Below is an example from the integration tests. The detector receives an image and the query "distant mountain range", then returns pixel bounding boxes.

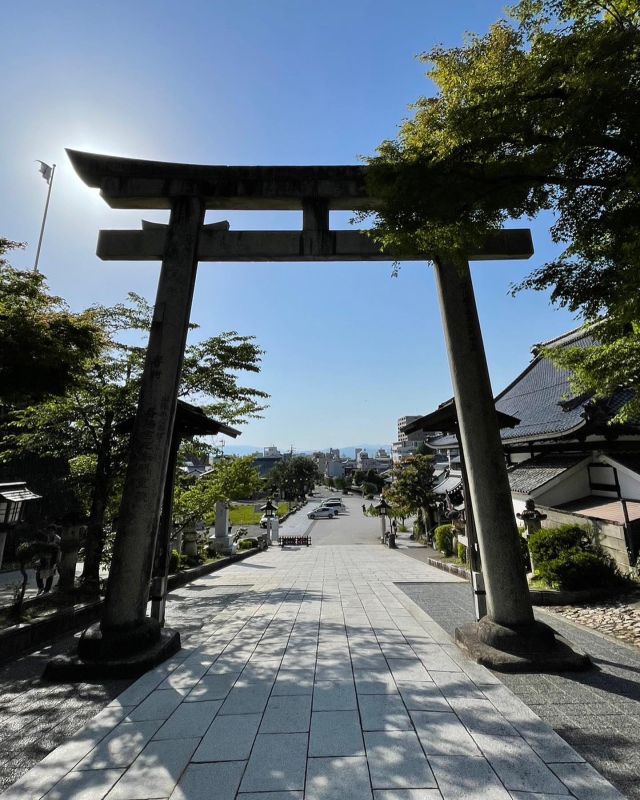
[223,443,392,458]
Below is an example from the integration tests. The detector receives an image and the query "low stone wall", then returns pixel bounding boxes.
[423,556,471,581]
[0,547,259,664]
[420,553,628,606]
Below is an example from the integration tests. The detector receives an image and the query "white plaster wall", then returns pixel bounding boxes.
[536,468,591,507]
[511,495,528,521]
[615,469,640,500]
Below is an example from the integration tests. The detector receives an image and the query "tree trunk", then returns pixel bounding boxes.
[81,412,113,594]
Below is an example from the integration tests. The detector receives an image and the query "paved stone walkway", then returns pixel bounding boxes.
[1,540,625,800]
[399,580,640,800]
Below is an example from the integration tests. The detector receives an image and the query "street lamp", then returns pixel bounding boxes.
[261,498,276,547]
[374,496,391,545]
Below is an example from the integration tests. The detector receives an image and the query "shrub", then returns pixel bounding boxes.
[538,551,623,591]
[528,524,624,590]
[238,538,258,551]
[519,534,532,572]
[457,542,467,563]
[434,524,454,556]
[528,525,589,565]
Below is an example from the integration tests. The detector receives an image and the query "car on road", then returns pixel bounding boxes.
[307,506,336,520]
[319,499,346,513]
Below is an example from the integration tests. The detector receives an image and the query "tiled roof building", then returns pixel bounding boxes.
[405,324,640,569]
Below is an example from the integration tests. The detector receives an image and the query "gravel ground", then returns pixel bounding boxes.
[546,590,640,648]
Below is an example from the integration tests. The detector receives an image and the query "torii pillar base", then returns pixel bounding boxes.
[44,619,181,681]
[455,619,590,673]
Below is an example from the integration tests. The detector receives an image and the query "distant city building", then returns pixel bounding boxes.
[252,447,284,477]
[312,451,328,475]
[327,460,345,479]
[397,416,421,445]
[392,415,431,464]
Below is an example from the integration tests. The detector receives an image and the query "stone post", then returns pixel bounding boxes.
[212,501,232,555]
[89,195,205,654]
[270,516,279,545]
[433,254,534,626]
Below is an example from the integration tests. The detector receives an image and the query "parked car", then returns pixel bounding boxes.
[319,499,346,513]
[307,506,336,520]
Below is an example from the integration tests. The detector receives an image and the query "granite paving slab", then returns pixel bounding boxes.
[365,730,436,789]
[42,768,125,800]
[169,760,245,800]
[305,756,372,800]
[309,709,365,756]
[239,732,308,793]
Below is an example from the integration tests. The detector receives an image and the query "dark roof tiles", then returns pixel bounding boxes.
[507,455,586,494]
[431,329,636,447]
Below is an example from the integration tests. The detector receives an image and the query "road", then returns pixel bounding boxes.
[283,489,384,546]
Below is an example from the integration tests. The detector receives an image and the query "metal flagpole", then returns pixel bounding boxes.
[34,162,56,273]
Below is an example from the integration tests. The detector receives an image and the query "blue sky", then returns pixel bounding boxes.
[2,1,577,451]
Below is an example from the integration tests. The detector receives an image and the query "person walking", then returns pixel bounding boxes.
[362,504,366,515]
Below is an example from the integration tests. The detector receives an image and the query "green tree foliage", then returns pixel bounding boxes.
[172,456,262,534]
[0,241,102,404]
[265,456,319,501]
[434,524,454,556]
[2,292,268,590]
[543,317,640,422]
[365,1,640,419]
[387,455,436,523]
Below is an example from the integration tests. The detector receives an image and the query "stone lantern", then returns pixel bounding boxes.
[516,498,547,573]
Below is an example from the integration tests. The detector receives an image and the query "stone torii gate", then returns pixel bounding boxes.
[49,150,587,677]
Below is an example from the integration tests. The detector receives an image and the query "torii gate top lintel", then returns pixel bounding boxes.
[67,148,371,211]
[67,149,533,263]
